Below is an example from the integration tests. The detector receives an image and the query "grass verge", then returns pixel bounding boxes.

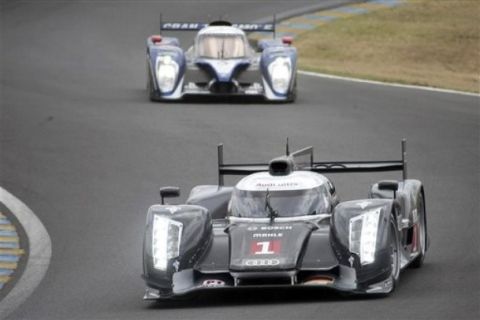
[295,0,479,93]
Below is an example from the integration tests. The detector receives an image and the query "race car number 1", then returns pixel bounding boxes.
[252,240,281,255]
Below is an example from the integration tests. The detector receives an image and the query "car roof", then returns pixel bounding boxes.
[235,171,329,192]
[197,26,246,36]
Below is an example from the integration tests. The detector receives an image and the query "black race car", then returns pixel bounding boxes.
[142,140,428,300]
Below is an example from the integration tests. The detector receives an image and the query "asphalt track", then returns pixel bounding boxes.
[1,1,479,319]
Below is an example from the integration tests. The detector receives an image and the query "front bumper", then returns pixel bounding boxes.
[152,79,291,101]
[143,265,394,300]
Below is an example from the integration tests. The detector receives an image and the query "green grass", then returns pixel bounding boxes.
[295,0,480,93]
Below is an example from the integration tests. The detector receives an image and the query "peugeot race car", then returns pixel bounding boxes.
[142,140,428,300]
[146,20,297,101]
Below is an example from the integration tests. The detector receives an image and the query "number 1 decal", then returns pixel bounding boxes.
[251,240,281,255]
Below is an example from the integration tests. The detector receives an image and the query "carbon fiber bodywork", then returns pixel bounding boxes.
[142,141,428,300]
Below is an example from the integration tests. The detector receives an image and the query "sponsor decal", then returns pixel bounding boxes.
[348,255,355,267]
[251,240,281,255]
[261,225,292,231]
[412,208,418,223]
[304,276,334,286]
[247,225,292,231]
[243,258,280,267]
[252,232,283,238]
[357,201,371,209]
[162,23,207,30]
[161,23,273,32]
[165,206,180,214]
[255,182,299,188]
[202,279,225,288]
[232,23,274,31]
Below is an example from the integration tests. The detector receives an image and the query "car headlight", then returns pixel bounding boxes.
[152,215,183,271]
[349,208,381,265]
[156,55,179,93]
[268,57,292,95]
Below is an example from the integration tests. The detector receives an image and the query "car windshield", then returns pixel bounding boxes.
[229,187,331,218]
[196,34,247,59]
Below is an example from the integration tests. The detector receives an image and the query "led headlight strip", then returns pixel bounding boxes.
[155,55,179,93]
[152,215,183,271]
[349,208,382,265]
[268,57,292,95]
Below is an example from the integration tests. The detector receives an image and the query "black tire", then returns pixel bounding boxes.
[147,71,157,101]
[388,215,401,293]
[286,76,297,103]
[367,215,400,297]
[146,59,159,102]
[410,190,427,268]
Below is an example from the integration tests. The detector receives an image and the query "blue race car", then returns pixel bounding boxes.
[146,20,297,102]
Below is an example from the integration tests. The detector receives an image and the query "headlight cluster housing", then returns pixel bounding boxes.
[349,208,382,265]
[152,215,183,271]
[268,57,292,95]
[155,55,179,93]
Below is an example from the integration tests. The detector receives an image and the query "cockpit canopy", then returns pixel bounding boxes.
[230,187,331,218]
[195,27,248,59]
[229,171,333,218]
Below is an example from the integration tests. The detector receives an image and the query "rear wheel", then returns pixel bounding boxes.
[410,191,427,268]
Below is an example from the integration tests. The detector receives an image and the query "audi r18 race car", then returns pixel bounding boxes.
[146,20,297,102]
[142,140,428,300]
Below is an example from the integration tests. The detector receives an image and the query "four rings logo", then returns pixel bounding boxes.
[243,258,280,266]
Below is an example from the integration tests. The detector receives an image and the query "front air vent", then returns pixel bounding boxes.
[269,156,294,176]
[210,82,238,93]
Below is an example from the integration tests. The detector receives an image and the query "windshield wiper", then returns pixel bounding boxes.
[264,189,278,223]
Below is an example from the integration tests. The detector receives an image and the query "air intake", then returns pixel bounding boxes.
[208,20,232,27]
[269,156,294,176]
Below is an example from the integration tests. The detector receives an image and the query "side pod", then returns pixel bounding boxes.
[369,179,423,225]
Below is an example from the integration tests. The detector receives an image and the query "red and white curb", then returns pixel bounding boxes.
[0,187,52,319]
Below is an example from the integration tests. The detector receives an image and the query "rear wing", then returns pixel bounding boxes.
[217,140,408,186]
[161,22,275,32]
[158,15,277,35]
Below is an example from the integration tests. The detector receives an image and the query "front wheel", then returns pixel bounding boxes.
[286,76,297,103]
[388,215,401,292]
[410,191,427,268]
[147,70,158,101]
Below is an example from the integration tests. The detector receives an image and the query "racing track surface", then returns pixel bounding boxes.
[1,1,479,319]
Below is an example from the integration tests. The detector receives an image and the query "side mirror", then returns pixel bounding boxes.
[282,36,293,46]
[159,186,180,204]
[151,35,162,44]
[378,180,399,198]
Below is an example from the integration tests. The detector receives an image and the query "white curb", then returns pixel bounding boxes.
[0,187,52,319]
[299,70,480,98]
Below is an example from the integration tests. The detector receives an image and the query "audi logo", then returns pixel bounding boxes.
[202,279,225,288]
[243,258,280,266]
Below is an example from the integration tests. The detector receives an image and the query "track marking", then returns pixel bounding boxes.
[299,70,480,97]
[0,187,52,319]
[0,262,18,269]
[0,210,24,294]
